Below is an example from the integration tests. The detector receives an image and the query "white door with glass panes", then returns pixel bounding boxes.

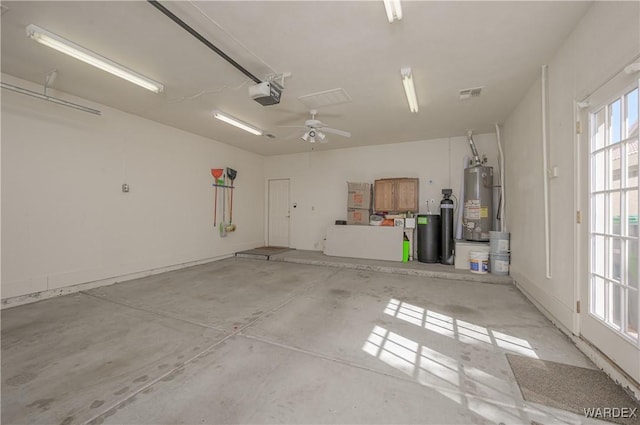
[579,69,639,383]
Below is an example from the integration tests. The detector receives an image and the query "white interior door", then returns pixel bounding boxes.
[268,179,290,247]
[579,69,639,383]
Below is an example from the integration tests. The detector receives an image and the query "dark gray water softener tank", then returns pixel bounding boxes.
[417,214,440,263]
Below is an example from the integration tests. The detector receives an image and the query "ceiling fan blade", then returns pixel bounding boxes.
[283,131,303,140]
[278,125,308,129]
[274,111,341,126]
[322,127,351,138]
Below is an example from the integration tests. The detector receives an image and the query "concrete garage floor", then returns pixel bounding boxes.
[2,258,606,424]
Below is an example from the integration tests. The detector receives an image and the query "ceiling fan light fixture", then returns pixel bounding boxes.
[308,129,319,143]
[213,110,263,136]
[401,67,418,113]
[383,0,403,23]
[26,24,164,93]
[301,131,310,142]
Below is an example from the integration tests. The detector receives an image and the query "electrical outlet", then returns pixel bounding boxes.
[122,183,130,193]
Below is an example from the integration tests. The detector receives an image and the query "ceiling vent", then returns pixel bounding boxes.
[298,88,352,109]
[459,87,483,100]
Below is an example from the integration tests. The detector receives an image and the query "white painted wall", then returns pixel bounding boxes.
[502,1,639,385]
[503,1,639,330]
[1,74,265,300]
[264,133,499,251]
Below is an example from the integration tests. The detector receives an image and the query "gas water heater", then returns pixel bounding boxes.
[463,132,493,241]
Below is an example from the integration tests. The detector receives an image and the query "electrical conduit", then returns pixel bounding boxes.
[495,123,506,233]
[541,65,552,279]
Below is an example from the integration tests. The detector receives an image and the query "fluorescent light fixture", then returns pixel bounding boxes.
[383,0,403,23]
[26,24,164,93]
[401,67,418,113]
[213,110,263,136]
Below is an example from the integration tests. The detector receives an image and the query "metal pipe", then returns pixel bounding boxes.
[147,0,262,84]
[1,82,101,115]
[495,123,506,233]
[466,130,481,165]
[541,65,551,279]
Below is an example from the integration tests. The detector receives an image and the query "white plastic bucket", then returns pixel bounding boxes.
[490,252,510,275]
[469,251,489,274]
[489,231,510,253]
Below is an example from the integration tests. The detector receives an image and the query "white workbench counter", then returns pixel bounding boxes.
[324,225,404,262]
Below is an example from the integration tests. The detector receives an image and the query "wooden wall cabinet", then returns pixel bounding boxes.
[374,178,419,212]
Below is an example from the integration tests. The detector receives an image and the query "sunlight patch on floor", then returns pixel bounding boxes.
[383,298,538,358]
[361,298,556,423]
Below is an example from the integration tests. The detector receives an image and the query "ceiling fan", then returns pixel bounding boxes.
[282,110,351,143]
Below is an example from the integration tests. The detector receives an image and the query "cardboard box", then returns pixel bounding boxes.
[347,182,372,209]
[347,208,372,225]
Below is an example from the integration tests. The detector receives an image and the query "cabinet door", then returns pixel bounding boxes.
[374,179,395,211]
[395,179,419,212]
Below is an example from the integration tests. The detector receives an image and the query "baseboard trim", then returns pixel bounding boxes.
[574,335,640,401]
[512,272,640,402]
[1,254,233,310]
[511,270,574,330]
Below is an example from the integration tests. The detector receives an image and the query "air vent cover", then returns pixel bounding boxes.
[459,87,483,100]
[298,88,352,109]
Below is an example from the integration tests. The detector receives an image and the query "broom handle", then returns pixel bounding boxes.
[214,186,218,226]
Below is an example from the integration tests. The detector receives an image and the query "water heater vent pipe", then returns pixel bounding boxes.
[467,130,481,166]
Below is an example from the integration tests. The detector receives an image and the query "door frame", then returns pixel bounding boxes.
[267,178,290,248]
[577,69,640,383]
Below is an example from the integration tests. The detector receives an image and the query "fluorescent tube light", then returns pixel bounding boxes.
[26,24,164,93]
[213,110,263,136]
[401,67,418,113]
[383,0,403,23]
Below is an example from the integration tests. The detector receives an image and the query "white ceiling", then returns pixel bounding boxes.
[1,1,591,156]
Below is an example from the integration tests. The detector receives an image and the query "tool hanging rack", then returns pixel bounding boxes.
[211,167,238,235]
[211,182,235,189]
